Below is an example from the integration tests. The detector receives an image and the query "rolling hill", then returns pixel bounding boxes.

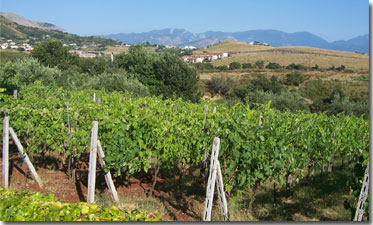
[198,41,369,72]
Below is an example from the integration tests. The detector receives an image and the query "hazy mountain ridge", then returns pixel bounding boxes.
[103,28,368,53]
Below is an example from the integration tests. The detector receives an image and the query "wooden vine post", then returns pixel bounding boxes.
[203,137,229,221]
[354,162,369,221]
[3,112,9,188]
[87,121,98,203]
[87,121,119,203]
[2,113,43,188]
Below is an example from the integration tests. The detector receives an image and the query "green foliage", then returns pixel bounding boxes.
[265,62,282,69]
[31,40,78,70]
[206,76,234,96]
[0,57,60,87]
[285,71,304,86]
[245,90,309,112]
[192,62,215,72]
[84,72,149,96]
[255,60,264,69]
[250,75,283,94]
[153,53,202,102]
[0,188,164,221]
[0,51,28,66]
[300,79,341,102]
[242,63,253,69]
[286,63,306,70]
[0,84,368,199]
[229,61,241,70]
[311,64,319,70]
[216,65,229,71]
[327,93,368,118]
[115,45,201,102]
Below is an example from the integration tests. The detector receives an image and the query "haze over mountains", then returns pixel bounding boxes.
[0,12,367,53]
[102,28,369,53]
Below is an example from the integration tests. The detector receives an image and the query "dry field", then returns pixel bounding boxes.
[196,41,369,72]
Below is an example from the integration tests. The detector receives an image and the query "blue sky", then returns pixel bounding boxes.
[1,0,368,42]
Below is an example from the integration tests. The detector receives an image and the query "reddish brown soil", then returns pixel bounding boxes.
[0,153,204,221]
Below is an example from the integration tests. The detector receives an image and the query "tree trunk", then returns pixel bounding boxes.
[320,162,324,178]
[328,154,334,175]
[286,173,293,197]
[273,182,277,207]
[149,165,160,197]
[248,180,260,214]
[341,156,344,169]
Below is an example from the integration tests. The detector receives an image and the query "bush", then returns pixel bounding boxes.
[242,63,253,69]
[286,63,306,70]
[229,61,241,70]
[250,75,283,94]
[0,57,60,87]
[206,76,234,96]
[285,71,304,86]
[84,72,149,97]
[192,62,214,71]
[255,60,264,69]
[300,79,342,101]
[216,65,229,71]
[245,90,309,112]
[336,65,346,71]
[327,93,368,118]
[265,62,282,69]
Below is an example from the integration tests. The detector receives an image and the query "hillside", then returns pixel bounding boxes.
[0,12,66,32]
[202,41,369,72]
[0,15,121,47]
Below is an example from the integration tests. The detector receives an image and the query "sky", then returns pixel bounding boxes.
[0,0,369,42]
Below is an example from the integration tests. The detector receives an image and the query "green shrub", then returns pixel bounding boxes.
[255,60,264,69]
[229,61,241,70]
[216,65,229,71]
[84,72,149,96]
[327,93,368,118]
[206,76,234,96]
[245,90,309,112]
[242,63,253,69]
[250,75,283,94]
[0,57,60,87]
[286,63,306,70]
[265,62,282,69]
[285,71,304,86]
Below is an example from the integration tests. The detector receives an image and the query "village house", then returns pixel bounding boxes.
[181,52,228,63]
[69,50,96,58]
[182,45,197,50]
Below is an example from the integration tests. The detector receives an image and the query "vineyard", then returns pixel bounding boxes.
[0,83,369,221]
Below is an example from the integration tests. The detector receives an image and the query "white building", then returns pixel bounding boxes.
[182,45,197,50]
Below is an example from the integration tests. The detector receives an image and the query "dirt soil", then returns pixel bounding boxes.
[0,153,202,221]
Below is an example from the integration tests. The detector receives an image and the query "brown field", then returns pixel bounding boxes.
[195,41,369,72]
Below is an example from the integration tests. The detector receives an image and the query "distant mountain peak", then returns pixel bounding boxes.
[0,11,66,32]
[103,28,368,53]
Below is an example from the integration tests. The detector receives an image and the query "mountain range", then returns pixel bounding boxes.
[102,28,369,53]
